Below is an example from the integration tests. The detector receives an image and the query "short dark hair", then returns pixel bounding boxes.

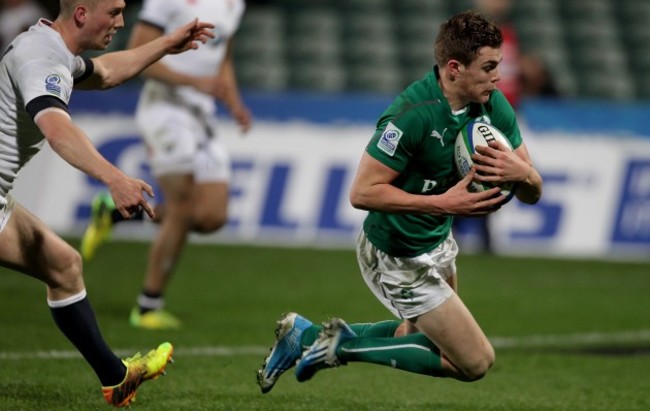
[435,11,503,66]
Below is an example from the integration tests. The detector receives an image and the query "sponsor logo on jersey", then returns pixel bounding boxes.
[45,74,62,97]
[430,128,447,147]
[421,179,438,193]
[377,122,403,156]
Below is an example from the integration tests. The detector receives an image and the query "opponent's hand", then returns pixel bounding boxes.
[108,176,156,220]
[231,104,252,133]
[167,18,215,54]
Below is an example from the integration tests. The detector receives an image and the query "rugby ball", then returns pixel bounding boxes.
[454,120,516,202]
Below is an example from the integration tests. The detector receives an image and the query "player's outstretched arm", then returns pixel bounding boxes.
[35,110,155,219]
[126,20,223,95]
[76,19,215,90]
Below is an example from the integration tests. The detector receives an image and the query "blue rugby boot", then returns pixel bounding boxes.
[295,317,357,382]
[257,312,313,393]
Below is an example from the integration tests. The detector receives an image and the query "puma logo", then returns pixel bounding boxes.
[430,128,447,147]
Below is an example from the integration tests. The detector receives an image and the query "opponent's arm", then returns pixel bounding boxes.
[215,38,251,132]
[35,109,155,219]
[76,19,214,90]
[126,21,213,89]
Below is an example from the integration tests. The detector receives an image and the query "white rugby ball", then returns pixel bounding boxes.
[454,120,516,202]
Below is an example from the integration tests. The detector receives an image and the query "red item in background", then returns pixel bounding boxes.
[496,24,522,108]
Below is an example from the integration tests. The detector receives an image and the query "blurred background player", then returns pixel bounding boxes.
[81,0,252,330]
[258,10,542,392]
[519,53,559,98]
[0,0,214,405]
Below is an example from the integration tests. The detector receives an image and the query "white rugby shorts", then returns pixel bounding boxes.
[136,103,230,183]
[356,229,458,320]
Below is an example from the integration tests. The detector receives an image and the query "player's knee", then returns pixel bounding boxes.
[461,359,493,382]
[459,346,495,382]
[193,211,227,233]
[48,248,83,292]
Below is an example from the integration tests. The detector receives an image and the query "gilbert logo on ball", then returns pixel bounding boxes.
[454,120,516,202]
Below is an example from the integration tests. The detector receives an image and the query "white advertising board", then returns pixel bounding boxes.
[11,115,650,258]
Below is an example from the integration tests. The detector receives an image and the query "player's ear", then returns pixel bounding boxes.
[447,60,462,78]
[74,6,88,26]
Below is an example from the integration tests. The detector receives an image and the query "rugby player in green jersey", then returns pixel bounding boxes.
[257,11,543,392]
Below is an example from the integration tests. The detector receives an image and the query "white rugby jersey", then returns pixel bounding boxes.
[137,0,245,116]
[0,19,92,196]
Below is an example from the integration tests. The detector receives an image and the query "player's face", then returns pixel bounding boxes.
[82,0,126,50]
[457,46,502,104]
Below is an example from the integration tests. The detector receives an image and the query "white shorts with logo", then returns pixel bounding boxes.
[136,103,230,183]
[356,229,458,320]
[0,194,16,234]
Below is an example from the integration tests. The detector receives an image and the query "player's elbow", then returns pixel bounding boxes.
[349,190,370,211]
[96,75,123,90]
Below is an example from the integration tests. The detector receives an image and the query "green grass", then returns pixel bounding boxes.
[1,240,648,410]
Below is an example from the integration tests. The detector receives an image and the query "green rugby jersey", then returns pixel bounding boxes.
[363,66,522,257]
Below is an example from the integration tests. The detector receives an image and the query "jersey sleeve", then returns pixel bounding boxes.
[489,90,523,149]
[72,56,94,85]
[13,58,72,113]
[138,0,177,30]
[366,108,428,172]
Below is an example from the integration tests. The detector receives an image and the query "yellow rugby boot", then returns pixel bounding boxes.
[129,307,182,330]
[102,342,174,407]
[81,192,115,261]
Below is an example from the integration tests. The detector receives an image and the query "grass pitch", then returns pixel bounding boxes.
[0,240,648,410]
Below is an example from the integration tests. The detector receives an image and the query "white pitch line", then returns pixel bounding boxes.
[1,330,649,361]
[489,329,650,348]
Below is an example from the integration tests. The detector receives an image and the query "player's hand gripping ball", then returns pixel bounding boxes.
[454,120,516,203]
